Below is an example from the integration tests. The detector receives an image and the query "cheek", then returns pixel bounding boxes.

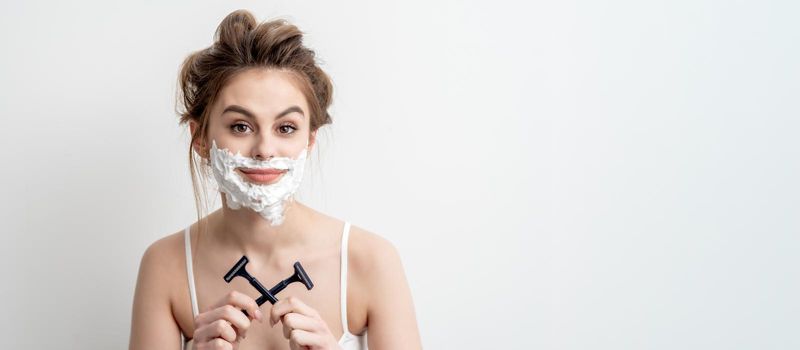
[204,127,238,152]
[203,123,221,142]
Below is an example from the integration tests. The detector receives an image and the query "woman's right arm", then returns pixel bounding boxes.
[129,241,182,350]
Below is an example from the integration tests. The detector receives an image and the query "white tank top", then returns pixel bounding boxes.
[180,221,368,349]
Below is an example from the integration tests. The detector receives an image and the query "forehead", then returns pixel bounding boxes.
[214,68,309,119]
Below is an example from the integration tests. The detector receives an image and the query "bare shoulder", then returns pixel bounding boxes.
[129,228,189,349]
[134,228,189,312]
[345,224,422,347]
[138,229,186,282]
[345,225,411,308]
[346,224,404,278]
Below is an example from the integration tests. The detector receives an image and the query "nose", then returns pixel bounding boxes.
[251,133,278,161]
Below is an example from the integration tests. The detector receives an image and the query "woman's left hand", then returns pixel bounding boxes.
[269,296,342,350]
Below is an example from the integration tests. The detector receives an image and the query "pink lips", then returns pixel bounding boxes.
[238,168,286,184]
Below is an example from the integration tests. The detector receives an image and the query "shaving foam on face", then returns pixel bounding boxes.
[209,139,308,226]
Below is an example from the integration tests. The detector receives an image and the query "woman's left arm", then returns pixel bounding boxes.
[362,235,423,349]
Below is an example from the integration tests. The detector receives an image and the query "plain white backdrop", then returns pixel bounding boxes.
[1,0,798,349]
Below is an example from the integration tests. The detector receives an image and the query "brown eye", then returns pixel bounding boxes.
[278,124,297,134]
[231,123,252,134]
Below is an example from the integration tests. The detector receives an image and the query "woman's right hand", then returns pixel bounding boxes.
[192,290,264,350]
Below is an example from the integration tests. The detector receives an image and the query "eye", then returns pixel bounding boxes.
[230,122,252,134]
[278,123,297,135]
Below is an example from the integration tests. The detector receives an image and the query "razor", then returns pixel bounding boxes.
[223,255,314,317]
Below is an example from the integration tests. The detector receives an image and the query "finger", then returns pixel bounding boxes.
[280,312,321,339]
[196,305,252,338]
[290,328,323,347]
[270,297,320,326]
[210,290,263,323]
[209,337,234,350]
[196,319,237,343]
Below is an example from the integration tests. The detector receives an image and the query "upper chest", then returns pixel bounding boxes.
[172,236,367,349]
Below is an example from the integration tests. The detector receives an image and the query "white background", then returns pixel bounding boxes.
[1,1,798,349]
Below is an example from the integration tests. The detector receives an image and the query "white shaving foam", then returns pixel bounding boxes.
[209,139,307,226]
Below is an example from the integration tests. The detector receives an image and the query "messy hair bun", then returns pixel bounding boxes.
[177,9,333,131]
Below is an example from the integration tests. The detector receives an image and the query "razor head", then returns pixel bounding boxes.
[223,256,314,310]
[293,261,314,290]
[224,256,250,283]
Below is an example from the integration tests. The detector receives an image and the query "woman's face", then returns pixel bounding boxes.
[192,68,315,181]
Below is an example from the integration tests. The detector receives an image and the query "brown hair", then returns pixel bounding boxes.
[175,9,334,230]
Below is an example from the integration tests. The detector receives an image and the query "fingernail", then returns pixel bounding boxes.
[256,309,263,322]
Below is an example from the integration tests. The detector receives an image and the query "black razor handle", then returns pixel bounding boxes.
[223,256,313,318]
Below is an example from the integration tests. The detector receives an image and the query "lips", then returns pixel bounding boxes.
[238,168,286,184]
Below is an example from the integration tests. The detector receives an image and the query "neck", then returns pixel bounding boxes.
[210,195,314,256]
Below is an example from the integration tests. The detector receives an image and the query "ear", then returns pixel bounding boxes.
[307,129,317,153]
[188,120,208,158]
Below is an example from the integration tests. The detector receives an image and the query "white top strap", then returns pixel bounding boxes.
[184,226,199,318]
[340,221,352,335]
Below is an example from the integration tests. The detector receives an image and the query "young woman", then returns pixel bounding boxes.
[129,10,421,350]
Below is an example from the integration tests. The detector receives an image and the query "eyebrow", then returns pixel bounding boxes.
[222,105,304,121]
